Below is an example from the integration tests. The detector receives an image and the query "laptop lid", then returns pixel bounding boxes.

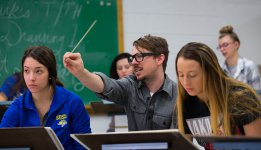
[71,129,198,150]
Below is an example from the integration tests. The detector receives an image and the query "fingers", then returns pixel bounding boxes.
[63,52,71,60]
[63,52,72,67]
[63,52,81,67]
[64,52,81,60]
[63,52,70,66]
[217,126,224,136]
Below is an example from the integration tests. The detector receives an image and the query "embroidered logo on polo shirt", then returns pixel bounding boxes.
[56,114,67,127]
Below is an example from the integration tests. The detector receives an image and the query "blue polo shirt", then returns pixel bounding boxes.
[0,73,26,100]
[0,85,91,150]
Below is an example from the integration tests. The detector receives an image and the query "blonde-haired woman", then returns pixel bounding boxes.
[218,25,261,90]
[174,42,261,149]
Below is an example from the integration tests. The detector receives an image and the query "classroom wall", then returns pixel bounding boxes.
[92,0,261,133]
[122,0,261,81]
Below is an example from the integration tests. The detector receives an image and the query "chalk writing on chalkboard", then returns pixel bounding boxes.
[0,0,123,104]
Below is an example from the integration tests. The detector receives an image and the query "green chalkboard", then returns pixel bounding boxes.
[0,0,123,104]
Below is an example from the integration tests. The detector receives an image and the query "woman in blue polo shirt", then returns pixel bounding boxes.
[0,46,91,150]
[0,72,26,101]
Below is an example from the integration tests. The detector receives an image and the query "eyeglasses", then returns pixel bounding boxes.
[128,52,160,64]
[216,42,233,50]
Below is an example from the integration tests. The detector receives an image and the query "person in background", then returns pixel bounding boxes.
[174,42,261,149]
[0,72,26,101]
[63,34,177,131]
[218,25,261,90]
[106,52,134,132]
[0,46,91,150]
[109,52,133,79]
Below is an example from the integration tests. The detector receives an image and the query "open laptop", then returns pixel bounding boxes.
[71,129,198,150]
[0,127,64,150]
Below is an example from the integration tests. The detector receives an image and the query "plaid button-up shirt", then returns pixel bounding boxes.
[223,56,261,90]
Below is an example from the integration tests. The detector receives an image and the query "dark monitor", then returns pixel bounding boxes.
[90,101,125,115]
[194,136,261,150]
[0,127,64,150]
[71,129,198,150]
[0,101,13,123]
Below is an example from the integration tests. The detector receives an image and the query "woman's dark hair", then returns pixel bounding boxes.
[109,53,132,79]
[21,46,64,89]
